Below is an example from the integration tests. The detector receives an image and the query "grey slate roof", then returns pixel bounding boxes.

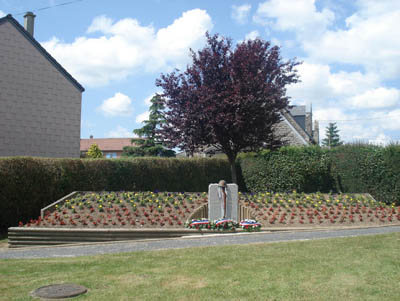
[281,108,314,143]
[288,105,306,116]
[0,14,85,92]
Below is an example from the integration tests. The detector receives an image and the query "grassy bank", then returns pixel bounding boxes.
[1,233,399,300]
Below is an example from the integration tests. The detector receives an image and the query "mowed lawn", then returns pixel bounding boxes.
[1,233,400,300]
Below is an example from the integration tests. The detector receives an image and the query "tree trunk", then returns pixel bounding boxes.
[228,156,237,184]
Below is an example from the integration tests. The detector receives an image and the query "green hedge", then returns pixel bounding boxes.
[2,144,399,231]
[239,144,400,205]
[0,157,231,231]
[239,146,334,193]
[329,144,400,205]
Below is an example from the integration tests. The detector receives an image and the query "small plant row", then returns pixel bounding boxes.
[58,191,208,212]
[21,205,189,228]
[240,191,389,209]
[253,204,400,225]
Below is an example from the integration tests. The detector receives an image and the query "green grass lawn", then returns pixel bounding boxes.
[1,233,400,300]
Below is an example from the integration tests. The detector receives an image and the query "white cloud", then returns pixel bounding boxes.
[0,10,5,17]
[287,62,380,106]
[304,8,400,79]
[370,109,400,131]
[314,106,400,144]
[41,9,213,87]
[253,0,334,38]
[136,111,150,124]
[253,1,400,144]
[315,108,373,142]
[244,30,260,41]
[232,4,252,24]
[254,1,400,81]
[349,87,400,109]
[106,125,136,138]
[368,133,392,145]
[98,92,134,117]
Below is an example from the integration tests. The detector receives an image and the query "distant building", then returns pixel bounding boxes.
[80,137,137,158]
[276,105,319,146]
[177,105,319,157]
[0,13,84,158]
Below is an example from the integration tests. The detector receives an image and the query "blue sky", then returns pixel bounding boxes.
[1,0,399,144]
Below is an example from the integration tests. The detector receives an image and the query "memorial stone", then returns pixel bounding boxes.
[208,183,238,221]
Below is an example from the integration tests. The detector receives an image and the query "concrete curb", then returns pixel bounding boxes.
[7,222,400,248]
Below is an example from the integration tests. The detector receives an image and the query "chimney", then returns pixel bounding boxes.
[24,12,36,36]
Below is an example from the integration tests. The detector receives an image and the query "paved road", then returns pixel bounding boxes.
[1,225,400,259]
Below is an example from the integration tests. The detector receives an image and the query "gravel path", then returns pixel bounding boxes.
[1,225,400,259]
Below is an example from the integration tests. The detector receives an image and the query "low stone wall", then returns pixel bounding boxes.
[7,227,238,248]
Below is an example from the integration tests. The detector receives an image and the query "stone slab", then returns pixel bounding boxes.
[208,183,238,221]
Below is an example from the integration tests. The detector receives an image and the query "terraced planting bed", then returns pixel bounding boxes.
[9,191,400,247]
[15,191,400,229]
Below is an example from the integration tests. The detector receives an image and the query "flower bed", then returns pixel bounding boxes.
[17,191,400,229]
[20,191,208,229]
[240,191,400,228]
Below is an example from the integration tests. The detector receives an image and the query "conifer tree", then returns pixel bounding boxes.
[322,122,343,148]
[122,94,175,157]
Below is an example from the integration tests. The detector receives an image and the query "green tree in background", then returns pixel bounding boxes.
[322,122,343,148]
[122,94,175,157]
[86,143,103,158]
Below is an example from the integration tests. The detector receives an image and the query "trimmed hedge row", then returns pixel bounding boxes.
[0,157,231,231]
[2,144,399,231]
[329,144,400,205]
[239,146,333,193]
[239,144,400,205]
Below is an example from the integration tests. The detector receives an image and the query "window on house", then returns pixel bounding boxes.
[105,152,117,159]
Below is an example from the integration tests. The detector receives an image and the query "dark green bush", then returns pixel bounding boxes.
[330,143,400,204]
[240,146,334,193]
[240,144,400,205]
[0,157,231,231]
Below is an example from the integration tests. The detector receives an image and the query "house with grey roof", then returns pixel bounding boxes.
[276,105,319,146]
[0,13,84,158]
[177,105,319,157]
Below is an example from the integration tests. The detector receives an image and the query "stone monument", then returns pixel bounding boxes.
[208,181,238,221]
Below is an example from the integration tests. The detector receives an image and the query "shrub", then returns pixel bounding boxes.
[330,143,400,204]
[86,143,103,158]
[240,144,400,205]
[240,146,334,193]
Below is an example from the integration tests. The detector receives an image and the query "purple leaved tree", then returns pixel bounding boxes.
[156,33,300,183]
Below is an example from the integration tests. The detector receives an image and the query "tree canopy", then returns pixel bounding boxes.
[156,33,300,183]
[122,94,175,158]
[322,122,343,148]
